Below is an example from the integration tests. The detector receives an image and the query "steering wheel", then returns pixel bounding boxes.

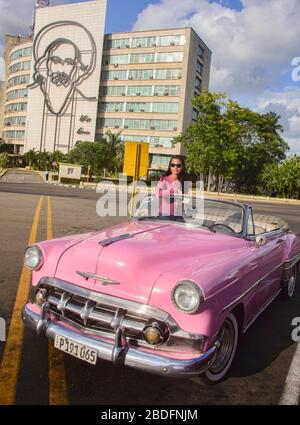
[209,223,236,233]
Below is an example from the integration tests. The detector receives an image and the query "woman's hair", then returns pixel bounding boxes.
[164,155,186,190]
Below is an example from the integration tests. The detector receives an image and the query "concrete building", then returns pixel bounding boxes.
[0,0,211,169]
[98,28,211,169]
[0,35,31,153]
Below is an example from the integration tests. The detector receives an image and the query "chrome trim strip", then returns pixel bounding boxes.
[22,304,217,377]
[283,254,300,271]
[222,263,283,312]
[76,271,120,285]
[99,233,133,247]
[242,289,281,333]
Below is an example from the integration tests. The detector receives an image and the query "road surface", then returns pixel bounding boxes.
[0,170,299,405]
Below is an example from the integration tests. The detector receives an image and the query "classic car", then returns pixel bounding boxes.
[22,197,300,383]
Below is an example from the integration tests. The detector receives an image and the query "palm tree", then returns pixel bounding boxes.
[104,130,124,175]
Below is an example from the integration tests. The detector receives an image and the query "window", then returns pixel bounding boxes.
[3,130,25,139]
[128,69,154,80]
[100,86,126,96]
[122,134,148,142]
[99,102,124,112]
[5,102,27,113]
[124,119,148,130]
[105,38,130,49]
[104,55,128,65]
[126,102,151,113]
[101,70,127,80]
[152,103,179,113]
[4,116,26,126]
[196,62,203,75]
[131,37,157,48]
[153,85,180,96]
[247,209,255,236]
[151,154,172,166]
[150,136,174,148]
[7,88,28,100]
[156,52,184,63]
[192,109,198,122]
[67,168,75,175]
[8,74,30,87]
[122,119,176,131]
[127,86,153,96]
[130,53,155,64]
[9,60,31,74]
[97,118,123,128]
[157,35,185,46]
[10,47,32,61]
[5,102,27,112]
[151,120,177,130]
[198,45,205,58]
[155,69,182,80]
[195,77,202,91]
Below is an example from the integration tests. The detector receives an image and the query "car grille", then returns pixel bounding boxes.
[41,285,155,344]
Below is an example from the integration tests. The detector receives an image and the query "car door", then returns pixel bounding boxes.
[255,233,286,305]
[245,210,286,320]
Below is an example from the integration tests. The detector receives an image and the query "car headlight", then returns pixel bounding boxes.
[172,280,204,314]
[24,245,44,270]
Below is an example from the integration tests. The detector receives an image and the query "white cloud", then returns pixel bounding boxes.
[133,0,300,152]
[0,0,73,80]
[257,90,300,155]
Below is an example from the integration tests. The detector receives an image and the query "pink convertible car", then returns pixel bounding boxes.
[22,198,300,383]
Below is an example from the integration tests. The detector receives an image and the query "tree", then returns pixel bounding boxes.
[103,130,124,175]
[0,152,10,168]
[23,149,38,169]
[260,156,300,199]
[66,141,110,177]
[0,142,14,154]
[175,91,289,193]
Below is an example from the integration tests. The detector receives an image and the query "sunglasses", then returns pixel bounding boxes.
[170,163,182,168]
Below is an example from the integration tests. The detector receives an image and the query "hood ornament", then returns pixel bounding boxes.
[76,271,120,285]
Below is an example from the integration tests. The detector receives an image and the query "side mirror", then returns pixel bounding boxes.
[256,235,267,247]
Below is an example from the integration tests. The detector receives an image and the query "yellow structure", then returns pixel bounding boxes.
[123,141,149,178]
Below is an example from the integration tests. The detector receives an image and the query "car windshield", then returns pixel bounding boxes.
[134,196,244,234]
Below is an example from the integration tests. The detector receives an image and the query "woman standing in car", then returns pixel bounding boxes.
[155,155,186,218]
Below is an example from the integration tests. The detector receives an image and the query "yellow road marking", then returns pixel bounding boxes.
[0,196,44,405]
[47,197,69,405]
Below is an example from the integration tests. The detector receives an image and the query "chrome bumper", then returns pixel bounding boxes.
[22,304,217,377]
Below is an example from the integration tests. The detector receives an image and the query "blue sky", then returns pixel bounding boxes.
[69,0,244,33]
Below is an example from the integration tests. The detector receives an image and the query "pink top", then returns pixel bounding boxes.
[155,175,183,216]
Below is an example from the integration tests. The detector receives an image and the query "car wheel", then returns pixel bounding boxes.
[202,313,238,384]
[281,265,297,299]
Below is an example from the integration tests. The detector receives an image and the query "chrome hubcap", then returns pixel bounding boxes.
[210,320,235,374]
[288,274,296,297]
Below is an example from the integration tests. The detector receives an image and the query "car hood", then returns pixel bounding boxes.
[54,220,247,304]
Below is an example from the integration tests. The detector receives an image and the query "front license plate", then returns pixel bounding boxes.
[54,334,97,365]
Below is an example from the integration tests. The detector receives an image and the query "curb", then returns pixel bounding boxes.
[0,169,8,180]
[49,182,93,189]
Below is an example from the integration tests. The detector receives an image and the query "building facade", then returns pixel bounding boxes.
[0,35,32,153]
[0,0,211,169]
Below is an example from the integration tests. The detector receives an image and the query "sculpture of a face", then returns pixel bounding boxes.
[47,41,77,88]
[30,21,96,116]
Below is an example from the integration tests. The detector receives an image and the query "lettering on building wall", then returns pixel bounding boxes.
[77,127,91,135]
[80,115,92,122]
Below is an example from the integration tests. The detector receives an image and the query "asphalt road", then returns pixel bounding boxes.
[0,169,299,405]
